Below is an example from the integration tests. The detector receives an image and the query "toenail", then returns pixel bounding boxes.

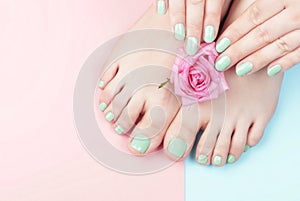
[114,125,124,135]
[167,138,187,158]
[227,154,235,164]
[99,102,107,111]
[198,155,208,165]
[98,80,105,88]
[213,156,222,165]
[130,134,150,154]
[244,145,251,152]
[105,112,115,122]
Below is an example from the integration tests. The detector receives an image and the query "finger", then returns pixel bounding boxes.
[185,0,205,56]
[169,0,186,40]
[236,30,300,75]
[267,46,300,76]
[203,0,225,43]
[215,10,299,75]
[156,0,169,15]
[216,0,285,53]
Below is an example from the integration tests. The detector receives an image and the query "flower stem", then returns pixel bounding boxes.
[158,78,170,89]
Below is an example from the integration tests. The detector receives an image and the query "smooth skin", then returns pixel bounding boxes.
[156,0,231,55]
[215,0,300,76]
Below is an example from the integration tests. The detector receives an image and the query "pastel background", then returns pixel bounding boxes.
[1,0,299,201]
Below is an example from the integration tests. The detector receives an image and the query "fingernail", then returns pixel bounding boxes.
[215,55,231,71]
[213,156,222,165]
[174,23,185,41]
[204,25,215,43]
[130,134,150,154]
[185,36,199,56]
[268,64,282,76]
[98,80,105,88]
[99,102,107,112]
[167,138,187,158]
[244,145,251,152]
[236,62,253,76]
[216,37,231,53]
[198,154,208,165]
[105,112,115,122]
[114,125,124,135]
[227,154,235,164]
[157,0,166,15]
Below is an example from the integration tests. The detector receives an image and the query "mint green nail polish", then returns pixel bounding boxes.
[268,64,282,76]
[167,138,187,158]
[213,156,222,165]
[99,102,107,112]
[114,125,124,135]
[185,37,199,56]
[215,55,231,71]
[244,145,251,152]
[227,154,235,164]
[216,37,231,53]
[157,0,166,15]
[236,62,253,76]
[98,80,105,88]
[130,134,150,154]
[198,155,208,165]
[105,112,114,122]
[204,25,215,43]
[174,23,185,41]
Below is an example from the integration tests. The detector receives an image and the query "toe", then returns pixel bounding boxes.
[98,62,119,89]
[247,118,268,147]
[227,120,251,164]
[164,104,202,161]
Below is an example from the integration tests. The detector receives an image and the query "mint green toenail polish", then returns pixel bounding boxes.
[215,56,231,71]
[227,154,235,164]
[174,23,185,41]
[213,156,222,165]
[268,64,282,77]
[216,37,231,53]
[185,37,199,56]
[157,0,166,15]
[198,155,208,165]
[204,25,215,43]
[236,62,253,76]
[105,112,114,122]
[244,145,251,152]
[167,138,187,158]
[114,125,124,135]
[98,80,105,88]
[130,134,150,154]
[99,102,107,112]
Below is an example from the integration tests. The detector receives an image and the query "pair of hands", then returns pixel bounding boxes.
[157,0,300,77]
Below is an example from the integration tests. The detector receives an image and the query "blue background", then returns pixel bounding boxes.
[185,64,300,201]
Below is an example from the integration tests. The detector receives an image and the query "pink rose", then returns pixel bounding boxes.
[170,42,229,106]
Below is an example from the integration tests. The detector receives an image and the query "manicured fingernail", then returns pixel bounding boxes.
[105,112,115,122]
[98,80,105,88]
[198,155,208,165]
[227,154,235,164]
[236,62,253,76]
[167,138,187,158]
[174,23,185,41]
[99,102,107,112]
[185,37,199,56]
[244,145,251,152]
[215,55,231,71]
[114,125,124,135]
[213,156,222,165]
[204,25,215,43]
[157,0,166,15]
[216,37,231,53]
[130,134,150,154]
[268,64,282,76]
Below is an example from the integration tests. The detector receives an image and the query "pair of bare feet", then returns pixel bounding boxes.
[97,0,283,166]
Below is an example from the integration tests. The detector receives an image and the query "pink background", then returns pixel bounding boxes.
[0,0,184,200]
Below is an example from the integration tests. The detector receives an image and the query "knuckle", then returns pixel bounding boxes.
[187,22,201,35]
[189,0,204,6]
[249,4,262,25]
[275,38,291,54]
[256,26,272,44]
